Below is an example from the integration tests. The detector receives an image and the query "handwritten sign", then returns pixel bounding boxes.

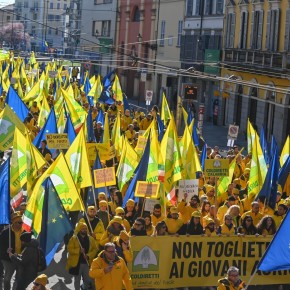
[178,179,199,202]
[135,181,159,199]
[46,133,70,149]
[93,167,116,188]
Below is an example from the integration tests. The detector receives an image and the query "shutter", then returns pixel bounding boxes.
[266,11,271,50]
[285,9,290,51]
[250,11,255,49]
[225,13,230,47]
[257,10,263,50]
[230,14,236,48]
[239,12,243,48]
[196,0,200,16]
[274,9,280,51]
[243,12,248,49]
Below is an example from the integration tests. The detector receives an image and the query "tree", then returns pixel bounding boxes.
[0,22,31,50]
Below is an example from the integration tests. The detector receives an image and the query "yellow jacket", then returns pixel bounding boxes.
[151,214,164,227]
[66,230,98,270]
[78,217,105,249]
[241,211,263,226]
[164,218,184,234]
[177,201,200,224]
[217,277,246,290]
[89,251,133,290]
[139,118,152,130]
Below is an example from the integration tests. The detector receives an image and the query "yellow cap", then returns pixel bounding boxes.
[126,199,135,207]
[99,200,108,207]
[34,274,48,286]
[191,211,201,218]
[206,185,214,194]
[170,207,178,214]
[115,207,125,214]
[204,217,215,226]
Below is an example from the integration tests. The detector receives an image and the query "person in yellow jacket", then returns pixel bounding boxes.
[139,113,152,130]
[164,207,185,235]
[89,242,133,290]
[241,201,263,226]
[121,109,132,132]
[150,204,164,226]
[78,206,105,249]
[217,266,246,290]
[115,207,131,232]
[177,194,200,224]
[217,214,237,236]
[66,222,98,290]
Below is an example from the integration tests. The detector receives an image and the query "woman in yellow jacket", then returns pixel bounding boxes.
[217,214,237,236]
[89,242,133,290]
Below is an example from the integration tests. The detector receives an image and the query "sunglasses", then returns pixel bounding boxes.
[246,219,253,222]
[33,282,41,286]
[135,223,142,226]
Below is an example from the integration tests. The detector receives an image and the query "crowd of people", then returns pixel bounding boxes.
[0,60,289,290]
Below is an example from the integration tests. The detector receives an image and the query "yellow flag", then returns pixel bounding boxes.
[111,111,122,156]
[160,115,183,192]
[182,107,188,126]
[57,106,66,134]
[22,80,41,103]
[112,75,123,102]
[0,105,26,151]
[65,125,93,190]
[161,93,171,123]
[38,96,50,128]
[103,112,110,144]
[280,135,289,167]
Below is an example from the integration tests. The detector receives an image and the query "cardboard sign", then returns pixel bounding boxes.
[86,143,114,161]
[46,133,70,149]
[135,181,159,199]
[144,198,160,212]
[93,167,116,188]
[178,179,199,202]
[48,70,58,78]
[204,159,229,177]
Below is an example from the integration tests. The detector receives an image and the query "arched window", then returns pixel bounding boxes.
[132,6,140,22]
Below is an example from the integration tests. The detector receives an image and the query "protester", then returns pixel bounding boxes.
[153,221,168,236]
[129,217,147,236]
[237,215,258,235]
[150,204,164,226]
[114,231,133,264]
[115,207,131,232]
[164,207,185,235]
[30,274,50,290]
[256,216,277,236]
[66,222,97,290]
[89,242,133,290]
[217,266,246,290]
[9,232,39,290]
[100,216,125,246]
[0,212,25,290]
[97,200,112,229]
[217,214,237,236]
[143,214,155,236]
[186,211,204,235]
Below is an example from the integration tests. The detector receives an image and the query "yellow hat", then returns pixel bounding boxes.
[99,200,108,207]
[34,274,48,286]
[244,168,250,174]
[109,216,123,225]
[233,178,240,185]
[115,207,125,214]
[140,112,145,117]
[119,230,130,242]
[126,199,135,207]
[206,185,214,194]
[191,211,201,218]
[98,192,106,198]
[87,206,96,211]
[170,207,178,214]
[204,217,215,226]
[232,188,239,195]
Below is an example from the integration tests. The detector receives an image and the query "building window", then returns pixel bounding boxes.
[24,2,28,8]
[6,16,10,21]
[168,36,173,46]
[216,0,224,15]
[205,0,213,16]
[177,20,183,46]
[195,0,201,16]
[160,20,166,46]
[93,20,111,37]
[55,28,58,35]
[225,13,235,48]
[48,14,54,21]
[57,3,60,9]
[285,9,290,51]
[132,6,140,22]
[240,11,248,49]
[94,0,113,3]
[64,4,67,9]
[186,0,193,16]
[266,9,280,52]
[251,10,263,50]
[48,28,52,35]
[50,3,53,9]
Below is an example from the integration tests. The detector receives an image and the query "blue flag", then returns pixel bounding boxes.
[255,146,280,210]
[102,69,115,90]
[156,114,165,142]
[0,158,10,225]
[99,89,115,105]
[39,178,73,265]
[64,113,76,145]
[6,87,29,122]
[86,109,96,143]
[270,135,278,160]
[278,156,290,190]
[260,126,270,165]
[257,210,290,271]
[96,108,104,125]
[33,107,58,149]
[122,136,150,207]
[123,94,130,111]
[192,123,199,146]
[187,110,194,126]
[200,144,207,171]
[84,77,94,106]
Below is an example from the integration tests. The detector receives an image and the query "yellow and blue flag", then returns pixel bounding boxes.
[0,158,10,225]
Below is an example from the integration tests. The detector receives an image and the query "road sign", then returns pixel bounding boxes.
[228,124,239,140]
[145,90,153,101]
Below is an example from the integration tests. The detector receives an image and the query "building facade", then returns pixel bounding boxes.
[14,0,69,52]
[180,0,225,122]
[221,0,290,149]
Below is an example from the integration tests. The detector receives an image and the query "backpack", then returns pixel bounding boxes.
[38,247,47,272]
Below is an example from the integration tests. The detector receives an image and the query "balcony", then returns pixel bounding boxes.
[223,49,289,74]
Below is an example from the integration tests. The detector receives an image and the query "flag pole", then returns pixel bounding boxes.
[76,235,90,266]
[83,210,94,235]
[244,267,258,290]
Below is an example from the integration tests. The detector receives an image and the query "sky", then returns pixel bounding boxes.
[0,0,14,8]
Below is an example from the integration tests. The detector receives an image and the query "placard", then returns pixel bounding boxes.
[93,167,116,188]
[204,159,229,177]
[178,179,199,202]
[144,199,160,212]
[135,181,159,199]
[46,133,70,149]
[48,70,58,78]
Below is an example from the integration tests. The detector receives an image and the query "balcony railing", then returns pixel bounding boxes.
[224,49,289,73]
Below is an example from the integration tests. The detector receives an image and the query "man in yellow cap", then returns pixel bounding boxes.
[30,274,49,290]
[164,207,184,235]
[115,207,130,232]
[97,200,111,229]
[205,184,215,205]
[66,222,98,290]
[100,216,125,246]
[0,212,25,290]
[139,113,152,130]
[78,206,105,249]
[124,199,136,227]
